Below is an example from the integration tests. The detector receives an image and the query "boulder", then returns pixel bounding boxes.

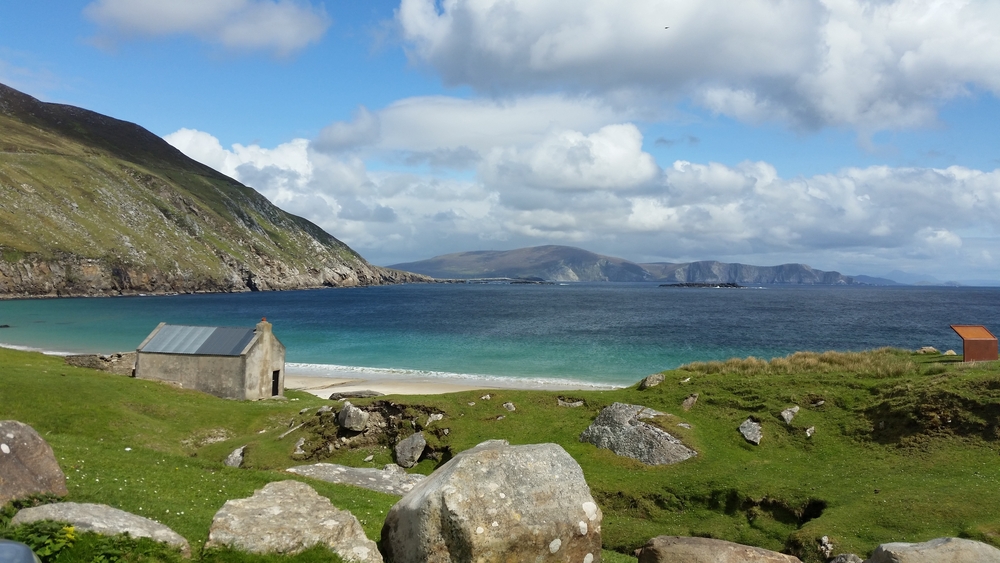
[635,536,802,563]
[338,402,370,432]
[917,346,939,354]
[580,402,696,465]
[739,418,763,445]
[11,502,190,557]
[831,555,863,563]
[0,420,68,505]
[206,480,381,563]
[286,463,426,495]
[502,402,516,412]
[781,406,800,425]
[224,446,246,468]
[944,349,957,356]
[382,440,602,563]
[394,432,426,468]
[864,537,1000,563]
[682,393,699,411]
[639,373,664,389]
[557,397,585,408]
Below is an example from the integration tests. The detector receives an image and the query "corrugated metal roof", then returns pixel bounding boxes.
[139,325,256,356]
[951,325,997,340]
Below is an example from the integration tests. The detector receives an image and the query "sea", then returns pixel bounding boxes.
[1,283,998,389]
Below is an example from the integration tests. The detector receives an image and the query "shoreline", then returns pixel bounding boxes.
[283,363,623,398]
[0,342,626,397]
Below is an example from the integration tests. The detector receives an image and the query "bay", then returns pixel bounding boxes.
[0,283,998,388]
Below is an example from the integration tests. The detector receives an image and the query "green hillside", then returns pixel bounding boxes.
[0,83,423,297]
[3,347,1000,562]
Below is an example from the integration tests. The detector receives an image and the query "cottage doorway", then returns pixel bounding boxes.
[271,370,280,396]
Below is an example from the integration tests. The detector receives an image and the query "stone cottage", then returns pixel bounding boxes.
[134,318,285,400]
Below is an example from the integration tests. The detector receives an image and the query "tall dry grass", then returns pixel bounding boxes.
[679,347,918,378]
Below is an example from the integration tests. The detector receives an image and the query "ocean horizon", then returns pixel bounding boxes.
[1,283,998,389]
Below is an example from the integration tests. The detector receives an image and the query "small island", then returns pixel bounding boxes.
[659,282,742,288]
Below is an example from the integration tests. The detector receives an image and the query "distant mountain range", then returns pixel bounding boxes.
[391,245,902,285]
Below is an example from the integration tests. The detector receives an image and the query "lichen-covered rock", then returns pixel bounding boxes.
[580,402,696,465]
[206,480,381,563]
[11,502,190,557]
[831,554,863,563]
[739,418,763,445]
[865,537,1000,563]
[338,402,370,432]
[224,446,246,468]
[0,421,68,505]
[781,406,800,425]
[639,373,664,389]
[382,440,602,563]
[682,393,699,411]
[286,463,425,495]
[636,536,802,563]
[394,432,426,468]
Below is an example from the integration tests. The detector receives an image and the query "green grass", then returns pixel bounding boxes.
[3,346,1000,562]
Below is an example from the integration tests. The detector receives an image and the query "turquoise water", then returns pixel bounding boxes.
[1,283,998,387]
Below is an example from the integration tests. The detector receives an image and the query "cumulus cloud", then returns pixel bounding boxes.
[480,124,660,191]
[84,0,330,55]
[397,0,1000,131]
[165,125,1000,278]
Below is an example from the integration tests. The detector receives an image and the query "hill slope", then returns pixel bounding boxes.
[0,83,425,297]
[393,245,855,284]
[390,245,653,282]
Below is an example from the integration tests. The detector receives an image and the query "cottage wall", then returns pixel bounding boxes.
[134,353,245,399]
[243,320,286,399]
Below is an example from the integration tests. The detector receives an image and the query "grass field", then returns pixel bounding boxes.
[3,346,1000,562]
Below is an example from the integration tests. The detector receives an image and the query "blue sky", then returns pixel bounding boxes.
[3,1,1000,282]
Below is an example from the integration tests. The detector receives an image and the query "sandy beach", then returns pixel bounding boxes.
[283,363,621,399]
[284,374,487,398]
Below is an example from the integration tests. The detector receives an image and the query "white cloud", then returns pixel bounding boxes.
[165,126,1000,279]
[480,124,660,191]
[397,0,1000,131]
[84,0,330,55]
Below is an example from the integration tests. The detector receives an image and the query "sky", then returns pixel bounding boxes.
[3,1,1000,282]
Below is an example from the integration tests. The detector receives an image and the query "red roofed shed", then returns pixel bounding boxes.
[950,325,998,362]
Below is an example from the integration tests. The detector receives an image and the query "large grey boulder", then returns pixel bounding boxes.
[206,480,381,563]
[11,502,190,557]
[0,421,68,505]
[636,536,802,563]
[394,432,426,468]
[382,440,602,563]
[580,402,696,465]
[864,537,1000,563]
[338,402,370,432]
[286,463,425,495]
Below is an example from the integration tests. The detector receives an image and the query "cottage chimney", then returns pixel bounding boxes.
[256,318,272,334]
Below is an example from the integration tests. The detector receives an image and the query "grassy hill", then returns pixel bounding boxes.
[390,245,653,282]
[3,347,1000,561]
[0,83,424,297]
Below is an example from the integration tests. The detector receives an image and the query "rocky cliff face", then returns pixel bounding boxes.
[0,83,426,297]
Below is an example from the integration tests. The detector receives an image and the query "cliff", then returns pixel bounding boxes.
[0,83,426,297]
